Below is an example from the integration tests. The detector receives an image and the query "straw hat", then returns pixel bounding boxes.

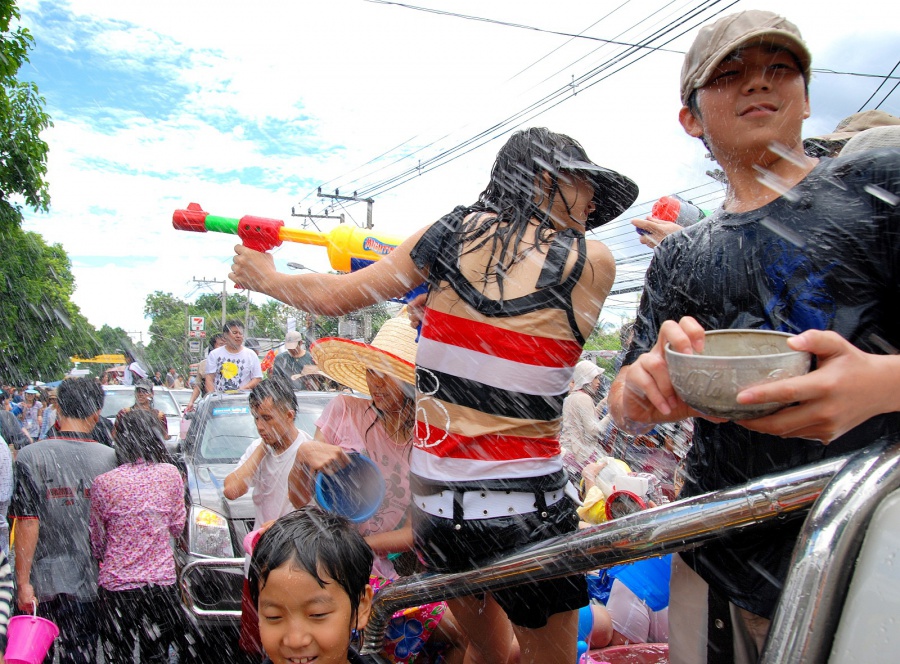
[310,317,417,395]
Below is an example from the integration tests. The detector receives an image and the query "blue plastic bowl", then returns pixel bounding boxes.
[315,453,386,523]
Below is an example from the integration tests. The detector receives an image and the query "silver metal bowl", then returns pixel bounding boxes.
[665,329,812,420]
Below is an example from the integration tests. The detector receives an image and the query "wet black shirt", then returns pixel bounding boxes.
[624,149,900,617]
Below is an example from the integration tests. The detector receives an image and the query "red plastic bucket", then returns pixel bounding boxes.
[5,610,60,664]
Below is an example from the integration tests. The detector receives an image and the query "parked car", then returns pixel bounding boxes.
[169,388,194,413]
[101,385,182,451]
[175,390,339,661]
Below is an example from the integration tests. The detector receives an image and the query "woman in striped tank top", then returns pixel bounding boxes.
[230,127,638,664]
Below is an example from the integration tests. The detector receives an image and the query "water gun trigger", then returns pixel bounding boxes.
[237,215,285,253]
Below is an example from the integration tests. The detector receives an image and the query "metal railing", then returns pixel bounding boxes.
[762,439,900,663]
[362,452,853,655]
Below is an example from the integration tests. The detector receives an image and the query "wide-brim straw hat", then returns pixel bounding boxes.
[310,316,417,395]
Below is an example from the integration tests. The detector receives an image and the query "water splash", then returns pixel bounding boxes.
[863,184,900,207]
[754,165,801,202]
[759,216,806,249]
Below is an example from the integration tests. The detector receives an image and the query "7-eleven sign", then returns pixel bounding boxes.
[190,316,205,332]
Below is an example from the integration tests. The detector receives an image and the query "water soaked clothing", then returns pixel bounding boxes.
[0,548,11,651]
[10,431,118,601]
[409,207,589,627]
[239,431,312,530]
[89,460,186,590]
[10,431,117,663]
[0,410,29,451]
[316,394,411,580]
[625,149,900,618]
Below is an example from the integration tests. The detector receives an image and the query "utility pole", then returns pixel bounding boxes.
[290,208,345,226]
[316,187,375,229]
[192,276,227,330]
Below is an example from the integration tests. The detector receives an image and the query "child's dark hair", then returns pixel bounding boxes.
[249,506,374,622]
[113,409,172,465]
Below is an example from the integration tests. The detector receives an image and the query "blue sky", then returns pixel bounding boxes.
[15,0,900,342]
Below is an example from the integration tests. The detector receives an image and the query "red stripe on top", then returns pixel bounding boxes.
[422,308,583,367]
[415,422,560,461]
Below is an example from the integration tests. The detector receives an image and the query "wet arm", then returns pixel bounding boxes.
[14,518,38,611]
[288,430,350,508]
[223,443,266,500]
[229,226,431,315]
[365,522,414,556]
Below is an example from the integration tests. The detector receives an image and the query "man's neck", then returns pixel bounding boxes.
[719,148,819,214]
[55,415,97,435]
[271,426,301,454]
[225,343,242,353]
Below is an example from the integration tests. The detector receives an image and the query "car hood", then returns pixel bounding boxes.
[188,462,256,520]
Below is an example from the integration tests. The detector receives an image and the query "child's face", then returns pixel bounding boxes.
[258,561,373,664]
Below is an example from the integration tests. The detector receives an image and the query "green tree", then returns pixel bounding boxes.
[144,291,189,376]
[0,0,51,233]
[0,230,98,382]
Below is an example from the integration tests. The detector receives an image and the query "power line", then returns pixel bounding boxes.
[302,0,726,208]
[857,59,900,112]
[351,1,735,199]
[363,0,684,53]
[874,78,900,111]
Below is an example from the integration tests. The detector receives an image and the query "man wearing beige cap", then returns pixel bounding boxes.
[609,10,900,663]
[271,329,315,389]
[804,109,900,157]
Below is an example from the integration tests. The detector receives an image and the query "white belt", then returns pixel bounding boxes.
[413,488,566,521]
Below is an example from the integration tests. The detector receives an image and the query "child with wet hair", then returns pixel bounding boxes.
[248,506,377,664]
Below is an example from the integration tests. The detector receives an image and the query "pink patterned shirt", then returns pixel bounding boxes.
[89,461,186,591]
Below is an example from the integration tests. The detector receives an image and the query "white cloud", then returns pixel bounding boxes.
[15,0,900,352]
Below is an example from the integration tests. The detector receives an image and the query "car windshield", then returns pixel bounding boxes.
[169,389,193,409]
[101,389,181,418]
[196,397,330,463]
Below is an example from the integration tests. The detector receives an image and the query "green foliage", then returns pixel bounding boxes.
[142,290,344,375]
[584,323,632,376]
[0,228,99,382]
[0,0,51,233]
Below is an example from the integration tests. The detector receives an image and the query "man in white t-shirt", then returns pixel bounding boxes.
[204,320,263,393]
[223,376,312,658]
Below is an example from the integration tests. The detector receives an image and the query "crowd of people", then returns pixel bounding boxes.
[1,8,899,664]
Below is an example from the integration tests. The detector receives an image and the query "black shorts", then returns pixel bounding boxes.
[412,495,588,629]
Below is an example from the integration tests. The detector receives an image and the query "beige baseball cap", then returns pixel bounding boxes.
[680,10,812,106]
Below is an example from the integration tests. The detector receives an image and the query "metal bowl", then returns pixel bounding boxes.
[665,329,812,420]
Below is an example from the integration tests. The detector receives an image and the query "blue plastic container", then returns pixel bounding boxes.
[315,453,386,523]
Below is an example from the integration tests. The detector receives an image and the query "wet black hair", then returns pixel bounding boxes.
[223,319,244,333]
[56,377,105,419]
[248,506,374,622]
[112,409,172,465]
[459,127,594,299]
[248,375,298,413]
